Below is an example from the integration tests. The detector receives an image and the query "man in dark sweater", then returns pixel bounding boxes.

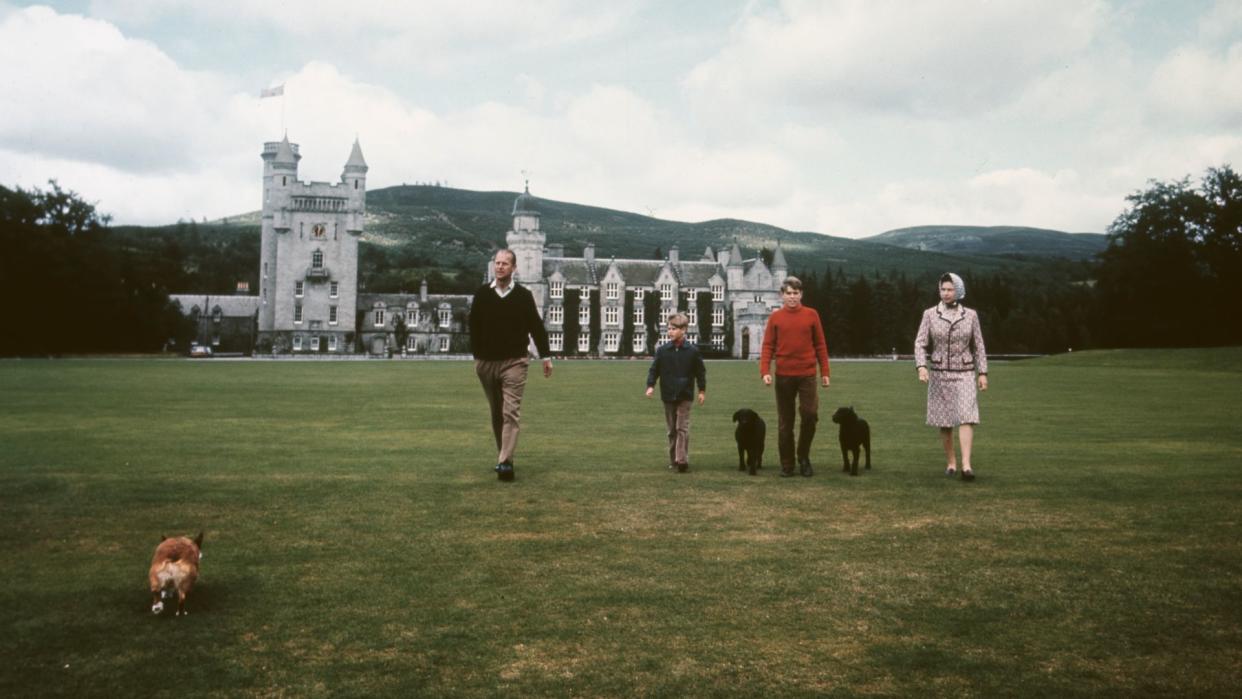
[760,276,831,477]
[470,249,552,481]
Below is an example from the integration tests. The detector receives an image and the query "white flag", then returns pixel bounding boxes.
[260,84,284,99]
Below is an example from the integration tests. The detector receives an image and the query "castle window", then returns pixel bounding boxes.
[660,283,673,302]
[604,306,619,326]
[633,288,645,301]
[310,336,320,351]
[330,281,339,298]
[579,287,591,301]
[294,304,303,323]
[577,334,590,352]
[550,281,563,299]
[549,332,563,352]
[329,336,339,351]
[633,333,646,353]
[633,306,644,325]
[439,309,451,328]
[579,306,590,325]
[292,335,302,351]
[212,335,220,347]
[548,305,563,324]
[713,333,725,349]
[439,337,450,352]
[282,176,287,186]
[374,310,385,327]
[212,307,222,323]
[606,282,619,300]
[312,250,324,269]
[603,332,620,353]
[406,335,417,351]
[295,281,304,297]
[687,308,697,326]
[712,283,724,301]
[329,306,338,324]
[713,307,725,326]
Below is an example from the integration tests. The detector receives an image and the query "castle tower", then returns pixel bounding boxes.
[506,183,547,308]
[771,240,788,284]
[257,137,365,353]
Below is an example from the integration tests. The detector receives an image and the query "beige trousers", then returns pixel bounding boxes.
[475,358,530,465]
[663,400,692,465]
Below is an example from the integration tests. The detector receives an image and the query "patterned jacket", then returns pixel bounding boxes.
[914,304,988,374]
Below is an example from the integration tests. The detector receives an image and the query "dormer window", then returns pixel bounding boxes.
[606,282,619,300]
[579,287,591,301]
[550,281,563,299]
[660,283,673,302]
[711,283,724,301]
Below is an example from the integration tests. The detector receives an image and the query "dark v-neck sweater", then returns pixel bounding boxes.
[469,283,551,360]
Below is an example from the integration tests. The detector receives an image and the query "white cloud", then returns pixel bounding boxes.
[685,0,1108,118]
[1148,43,1242,128]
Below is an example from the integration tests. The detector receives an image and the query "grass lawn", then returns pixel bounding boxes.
[2,348,1241,697]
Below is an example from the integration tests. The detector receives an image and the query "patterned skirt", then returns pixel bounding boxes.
[926,371,979,427]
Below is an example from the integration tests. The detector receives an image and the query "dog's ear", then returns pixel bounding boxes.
[732,410,741,422]
[159,534,167,542]
[193,532,204,549]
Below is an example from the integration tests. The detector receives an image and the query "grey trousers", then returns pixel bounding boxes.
[475,358,530,465]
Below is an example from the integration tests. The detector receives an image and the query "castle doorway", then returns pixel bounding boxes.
[741,327,750,360]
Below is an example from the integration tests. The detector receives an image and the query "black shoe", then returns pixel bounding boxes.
[799,458,813,477]
[780,467,797,478]
[495,462,515,481]
[676,462,689,473]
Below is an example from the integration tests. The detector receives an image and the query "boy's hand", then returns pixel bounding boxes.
[698,390,706,406]
[763,374,773,386]
[821,376,830,388]
[645,387,654,398]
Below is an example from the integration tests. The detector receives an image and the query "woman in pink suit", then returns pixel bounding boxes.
[914,273,989,481]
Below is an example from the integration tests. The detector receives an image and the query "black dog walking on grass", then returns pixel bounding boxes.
[831,407,871,476]
[732,408,766,475]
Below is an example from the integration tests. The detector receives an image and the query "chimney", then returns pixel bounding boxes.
[546,243,564,257]
[668,245,679,264]
[420,279,428,302]
[235,281,250,295]
[583,242,595,263]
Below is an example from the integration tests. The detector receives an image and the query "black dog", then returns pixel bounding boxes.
[732,408,766,475]
[831,406,871,476]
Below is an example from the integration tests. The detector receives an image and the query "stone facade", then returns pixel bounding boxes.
[486,187,787,359]
[256,136,366,354]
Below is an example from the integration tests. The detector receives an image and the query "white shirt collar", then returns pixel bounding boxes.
[491,279,515,298]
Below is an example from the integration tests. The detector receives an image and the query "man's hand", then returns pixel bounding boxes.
[821,376,830,389]
[763,374,773,386]
[542,359,553,378]
[645,386,654,398]
[697,390,706,406]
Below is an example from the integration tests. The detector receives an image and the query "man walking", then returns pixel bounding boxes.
[760,276,830,477]
[470,249,552,481]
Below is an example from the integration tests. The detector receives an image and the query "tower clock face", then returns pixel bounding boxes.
[312,224,327,239]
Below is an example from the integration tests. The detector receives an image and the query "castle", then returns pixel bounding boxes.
[174,139,790,359]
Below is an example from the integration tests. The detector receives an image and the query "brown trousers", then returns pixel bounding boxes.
[663,400,692,466]
[774,375,819,468]
[475,358,530,465]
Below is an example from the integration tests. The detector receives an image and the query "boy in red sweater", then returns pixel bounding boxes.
[760,276,831,477]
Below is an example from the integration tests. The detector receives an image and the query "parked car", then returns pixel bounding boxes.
[189,344,213,358]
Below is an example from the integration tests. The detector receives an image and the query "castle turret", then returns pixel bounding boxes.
[771,240,788,284]
[341,138,368,233]
[507,183,546,292]
[727,241,744,288]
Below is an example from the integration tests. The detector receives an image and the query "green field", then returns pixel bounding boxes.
[2,349,1241,697]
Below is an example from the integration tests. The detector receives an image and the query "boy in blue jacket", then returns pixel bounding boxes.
[645,312,707,472]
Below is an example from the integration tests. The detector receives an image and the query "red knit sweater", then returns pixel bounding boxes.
[759,305,830,378]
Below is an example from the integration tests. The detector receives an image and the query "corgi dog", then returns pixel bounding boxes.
[148,532,203,616]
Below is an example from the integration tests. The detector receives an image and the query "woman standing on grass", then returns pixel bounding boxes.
[914,273,989,481]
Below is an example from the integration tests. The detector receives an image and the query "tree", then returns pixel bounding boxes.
[393,314,410,353]
[1094,165,1242,347]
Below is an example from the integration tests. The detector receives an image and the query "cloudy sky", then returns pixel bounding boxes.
[1,1,1239,237]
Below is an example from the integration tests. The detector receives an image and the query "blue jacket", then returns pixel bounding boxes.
[647,340,706,402]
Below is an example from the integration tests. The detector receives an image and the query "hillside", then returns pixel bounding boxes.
[166,185,1094,295]
[864,225,1107,261]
